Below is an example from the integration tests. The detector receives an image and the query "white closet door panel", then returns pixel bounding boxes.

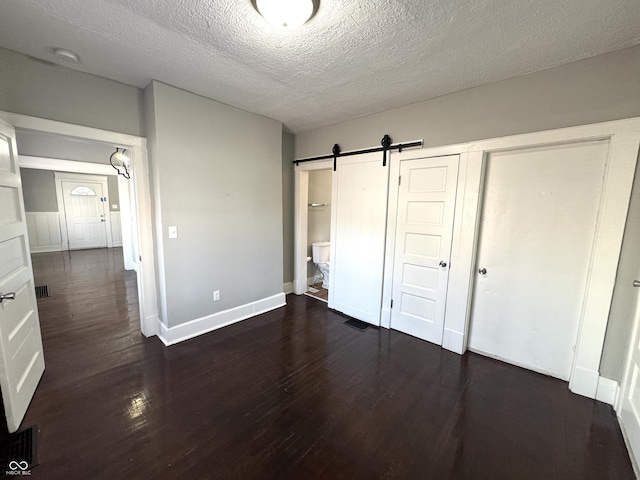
[390,155,459,344]
[469,140,609,380]
[330,155,389,325]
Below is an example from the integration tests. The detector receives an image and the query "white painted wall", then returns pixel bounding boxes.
[25,212,63,253]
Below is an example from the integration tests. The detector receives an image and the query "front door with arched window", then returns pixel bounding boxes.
[61,181,108,249]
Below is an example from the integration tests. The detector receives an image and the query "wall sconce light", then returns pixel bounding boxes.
[110,147,131,179]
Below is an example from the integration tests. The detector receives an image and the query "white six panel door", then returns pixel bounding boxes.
[0,120,45,432]
[390,155,459,344]
[62,181,108,250]
[329,153,389,325]
[469,141,609,380]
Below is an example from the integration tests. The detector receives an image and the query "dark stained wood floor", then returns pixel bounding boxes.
[20,248,634,479]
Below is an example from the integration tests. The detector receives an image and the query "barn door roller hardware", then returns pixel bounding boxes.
[293,135,423,171]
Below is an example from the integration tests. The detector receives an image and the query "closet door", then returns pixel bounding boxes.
[390,155,459,344]
[468,140,609,380]
[329,153,389,325]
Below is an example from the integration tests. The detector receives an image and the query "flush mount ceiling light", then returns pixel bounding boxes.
[52,47,80,64]
[110,147,131,179]
[252,0,318,30]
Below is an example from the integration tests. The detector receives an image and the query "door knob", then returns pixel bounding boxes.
[478,268,487,275]
[439,261,448,268]
[634,280,640,287]
[0,292,16,303]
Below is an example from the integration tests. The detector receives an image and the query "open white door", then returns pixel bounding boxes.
[0,120,45,433]
[619,278,640,472]
[390,155,459,344]
[329,153,389,325]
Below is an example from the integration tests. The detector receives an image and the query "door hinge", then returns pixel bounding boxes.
[139,255,142,262]
[398,176,401,185]
[390,299,394,309]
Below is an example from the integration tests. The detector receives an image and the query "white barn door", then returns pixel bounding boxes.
[390,155,459,344]
[329,153,389,325]
[0,119,45,432]
[469,141,609,380]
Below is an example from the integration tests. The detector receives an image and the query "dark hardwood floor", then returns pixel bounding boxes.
[19,248,634,479]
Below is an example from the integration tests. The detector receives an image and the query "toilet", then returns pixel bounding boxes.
[312,241,330,289]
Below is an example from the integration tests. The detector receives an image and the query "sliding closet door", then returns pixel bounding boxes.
[329,153,389,325]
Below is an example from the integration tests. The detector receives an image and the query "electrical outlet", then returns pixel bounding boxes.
[213,290,220,301]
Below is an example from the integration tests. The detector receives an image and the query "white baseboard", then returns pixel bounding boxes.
[283,282,294,294]
[442,328,465,355]
[157,293,286,346]
[595,376,620,407]
[141,314,160,338]
[569,366,599,399]
[112,241,123,247]
[29,245,64,254]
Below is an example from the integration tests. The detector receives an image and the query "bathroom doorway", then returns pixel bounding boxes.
[293,159,332,298]
[305,169,332,302]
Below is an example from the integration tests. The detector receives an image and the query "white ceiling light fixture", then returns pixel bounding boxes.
[253,0,318,30]
[52,47,80,64]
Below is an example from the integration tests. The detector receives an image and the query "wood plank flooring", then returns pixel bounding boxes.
[305,282,329,302]
[15,248,635,479]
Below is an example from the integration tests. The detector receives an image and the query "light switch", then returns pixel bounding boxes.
[168,226,178,239]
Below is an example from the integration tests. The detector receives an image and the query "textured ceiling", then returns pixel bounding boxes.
[0,0,639,133]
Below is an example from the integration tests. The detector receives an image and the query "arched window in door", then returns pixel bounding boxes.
[69,186,97,196]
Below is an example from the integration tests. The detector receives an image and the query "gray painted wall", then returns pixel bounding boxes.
[20,168,57,212]
[107,176,120,211]
[295,45,640,157]
[282,132,294,285]
[0,47,144,136]
[146,81,283,328]
[20,168,120,213]
[16,129,117,165]
[294,44,640,382]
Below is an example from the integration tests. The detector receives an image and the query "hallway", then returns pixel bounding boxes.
[17,248,636,479]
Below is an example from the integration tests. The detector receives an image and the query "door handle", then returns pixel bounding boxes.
[634,280,640,287]
[0,292,16,303]
[439,261,448,268]
[478,268,487,275]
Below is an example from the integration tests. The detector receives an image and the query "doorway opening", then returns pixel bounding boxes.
[15,130,143,355]
[1,111,159,338]
[305,169,332,303]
